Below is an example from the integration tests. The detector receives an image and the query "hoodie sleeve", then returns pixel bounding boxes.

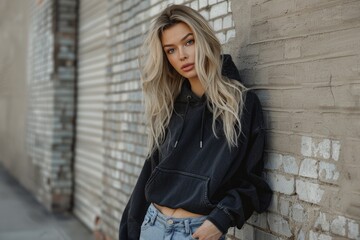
[206,93,272,234]
[119,150,158,240]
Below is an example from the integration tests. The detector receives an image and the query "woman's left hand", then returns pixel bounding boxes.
[191,220,223,240]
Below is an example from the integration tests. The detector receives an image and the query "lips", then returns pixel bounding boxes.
[181,63,194,72]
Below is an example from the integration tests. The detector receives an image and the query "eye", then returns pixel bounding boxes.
[185,39,194,46]
[166,48,175,54]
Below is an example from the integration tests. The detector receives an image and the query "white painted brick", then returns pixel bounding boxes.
[226,29,235,42]
[319,162,339,182]
[315,139,331,159]
[279,197,290,216]
[348,219,360,239]
[297,229,305,240]
[223,15,233,29]
[296,180,324,204]
[150,3,164,17]
[208,0,217,5]
[213,18,222,31]
[291,203,305,222]
[227,227,235,236]
[234,223,254,239]
[199,9,209,20]
[309,231,318,240]
[301,136,312,157]
[314,212,330,231]
[267,172,295,195]
[248,212,267,229]
[331,140,341,161]
[216,32,225,44]
[283,155,299,174]
[190,1,198,10]
[174,0,185,4]
[309,231,332,240]
[210,1,228,19]
[267,213,292,237]
[301,136,331,159]
[331,216,346,236]
[265,152,283,170]
[199,0,208,9]
[254,229,281,240]
[299,158,318,179]
[268,194,278,212]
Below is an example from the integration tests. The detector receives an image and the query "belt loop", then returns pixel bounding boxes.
[150,209,158,226]
[184,219,190,234]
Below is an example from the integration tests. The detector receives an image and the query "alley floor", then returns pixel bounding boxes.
[0,164,93,240]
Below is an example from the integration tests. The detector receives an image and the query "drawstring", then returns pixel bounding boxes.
[199,105,206,149]
[174,95,191,148]
[173,95,206,149]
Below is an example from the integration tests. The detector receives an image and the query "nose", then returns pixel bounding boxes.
[179,47,188,61]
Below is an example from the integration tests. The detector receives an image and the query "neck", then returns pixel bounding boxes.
[188,77,205,97]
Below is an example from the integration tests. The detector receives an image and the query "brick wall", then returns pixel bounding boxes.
[102,0,360,239]
[24,0,360,239]
[228,0,360,239]
[27,0,78,212]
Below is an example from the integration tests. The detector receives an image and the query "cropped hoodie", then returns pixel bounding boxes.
[119,55,272,240]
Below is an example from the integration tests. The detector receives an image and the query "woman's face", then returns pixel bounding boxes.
[161,22,198,82]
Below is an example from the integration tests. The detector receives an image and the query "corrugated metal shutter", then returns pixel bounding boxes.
[74,0,107,230]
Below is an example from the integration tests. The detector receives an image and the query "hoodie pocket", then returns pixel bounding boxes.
[145,167,214,212]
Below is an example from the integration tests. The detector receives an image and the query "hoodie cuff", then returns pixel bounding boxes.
[206,206,234,234]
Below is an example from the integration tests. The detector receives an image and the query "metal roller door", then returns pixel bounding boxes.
[74,0,107,230]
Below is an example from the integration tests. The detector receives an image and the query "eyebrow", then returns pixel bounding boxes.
[162,33,194,48]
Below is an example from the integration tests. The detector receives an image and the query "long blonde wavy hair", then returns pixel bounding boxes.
[140,4,247,157]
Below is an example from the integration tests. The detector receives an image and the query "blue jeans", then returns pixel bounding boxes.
[139,203,226,240]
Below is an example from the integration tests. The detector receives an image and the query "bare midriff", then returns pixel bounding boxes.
[153,203,205,218]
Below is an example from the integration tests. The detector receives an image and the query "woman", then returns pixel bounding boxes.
[119,4,272,240]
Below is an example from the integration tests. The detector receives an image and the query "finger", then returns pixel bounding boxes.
[191,233,199,239]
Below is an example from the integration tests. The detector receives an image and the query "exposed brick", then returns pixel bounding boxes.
[319,162,339,183]
[309,230,332,240]
[267,172,295,195]
[267,212,292,237]
[348,219,360,240]
[210,1,228,19]
[268,193,278,212]
[314,212,330,232]
[283,155,299,175]
[265,152,283,170]
[291,203,305,223]
[199,0,207,9]
[297,229,305,240]
[299,158,318,179]
[213,18,222,31]
[296,179,324,204]
[301,136,331,160]
[248,212,268,229]
[223,14,233,29]
[279,196,290,217]
[331,216,346,236]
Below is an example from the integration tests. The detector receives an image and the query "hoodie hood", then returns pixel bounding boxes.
[221,54,241,82]
[172,54,242,149]
[176,54,241,104]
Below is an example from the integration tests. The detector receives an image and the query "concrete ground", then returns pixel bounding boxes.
[0,164,94,240]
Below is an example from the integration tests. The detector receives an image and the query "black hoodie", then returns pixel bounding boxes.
[119,55,272,240]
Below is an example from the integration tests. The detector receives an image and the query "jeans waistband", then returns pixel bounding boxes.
[145,203,207,233]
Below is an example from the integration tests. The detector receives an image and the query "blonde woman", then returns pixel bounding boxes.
[119,4,272,240]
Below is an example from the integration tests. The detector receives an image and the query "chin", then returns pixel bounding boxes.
[182,72,198,80]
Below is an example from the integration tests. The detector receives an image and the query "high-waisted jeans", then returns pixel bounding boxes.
[139,203,226,240]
